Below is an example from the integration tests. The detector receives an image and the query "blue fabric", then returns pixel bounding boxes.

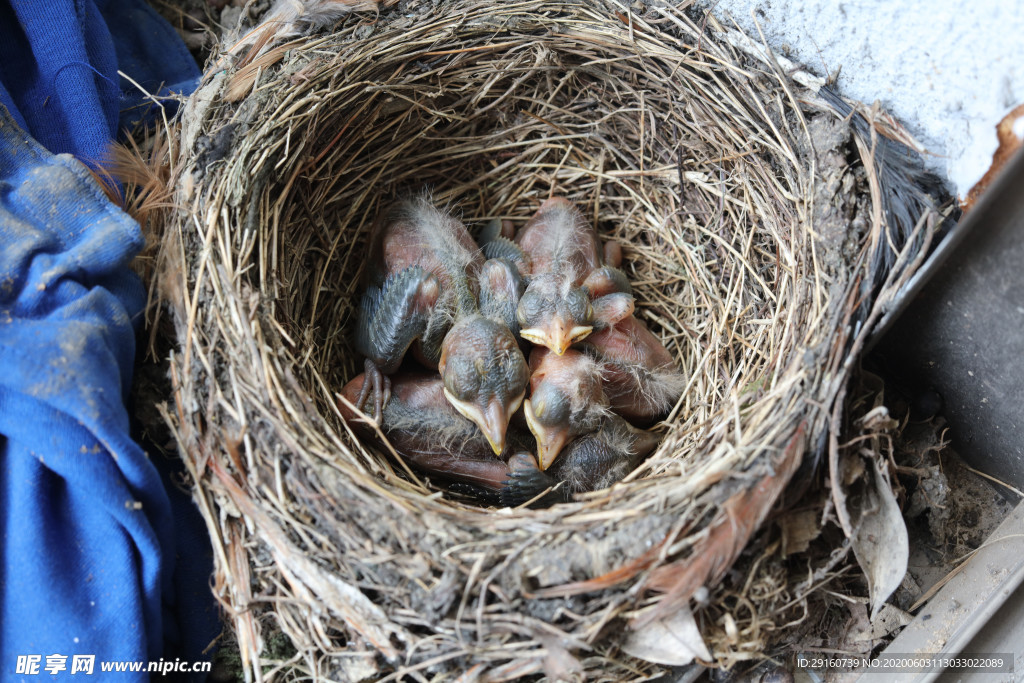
[0,0,200,167]
[0,0,215,680]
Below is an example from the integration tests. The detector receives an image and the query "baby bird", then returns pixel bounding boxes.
[355,196,528,454]
[524,346,611,470]
[477,258,526,343]
[340,371,519,494]
[501,416,663,507]
[438,313,528,455]
[501,198,619,355]
[582,313,687,424]
[480,200,634,350]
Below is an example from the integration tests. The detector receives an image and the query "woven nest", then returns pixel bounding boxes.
[155,1,948,679]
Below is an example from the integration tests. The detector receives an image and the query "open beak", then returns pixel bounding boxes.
[444,389,522,456]
[523,398,570,470]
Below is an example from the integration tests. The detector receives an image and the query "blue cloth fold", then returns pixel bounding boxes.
[0,0,200,166]
[0,1,215,680]
[0,106,161,672]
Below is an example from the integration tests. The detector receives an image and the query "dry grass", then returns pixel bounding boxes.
[153,1,949,679]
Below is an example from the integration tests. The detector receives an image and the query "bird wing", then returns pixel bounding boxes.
[355,265,440,372]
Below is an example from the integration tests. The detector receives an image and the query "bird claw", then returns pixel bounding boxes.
[500,452,560,507]
[356,358,390,425]
[381,374,391,414]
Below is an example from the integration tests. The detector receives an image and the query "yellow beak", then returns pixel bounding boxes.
[523,398,570,470]
[444,389,524,456]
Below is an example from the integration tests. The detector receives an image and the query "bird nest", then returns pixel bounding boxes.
[154,1,948,679]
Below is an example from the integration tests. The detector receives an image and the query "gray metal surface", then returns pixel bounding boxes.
[873,149,1024,492]
[863,152,1024,679]
[859,500,1024,683]
[935,576,1024,683]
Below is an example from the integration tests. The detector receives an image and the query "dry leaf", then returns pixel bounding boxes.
[841,450,867,485]
[779,508,821,556]
[538,635,583,682]
[336,653,379,682]
[849,455,909,618]
[622,607,711,666]
[842,601,873,647]
[964,102,1024,209]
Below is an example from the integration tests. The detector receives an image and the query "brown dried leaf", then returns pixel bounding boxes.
[538,635,583,682]
[779,508,821,556]
[841,449,867,486]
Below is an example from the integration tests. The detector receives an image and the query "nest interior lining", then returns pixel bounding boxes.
[159,1,940,678]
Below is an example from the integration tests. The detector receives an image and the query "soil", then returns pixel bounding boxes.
[889,411,1016,611]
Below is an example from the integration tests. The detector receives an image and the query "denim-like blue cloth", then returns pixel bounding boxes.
[0,0,215,680]
[0,0,199,165]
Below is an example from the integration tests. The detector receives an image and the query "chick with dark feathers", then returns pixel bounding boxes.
[501,415,662,507]
[341,372,526,494]
[524,346,612,471]
[438,312,528,455]
[506,197,626,355]
[480,200,634,341]
[355,195,529,455]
